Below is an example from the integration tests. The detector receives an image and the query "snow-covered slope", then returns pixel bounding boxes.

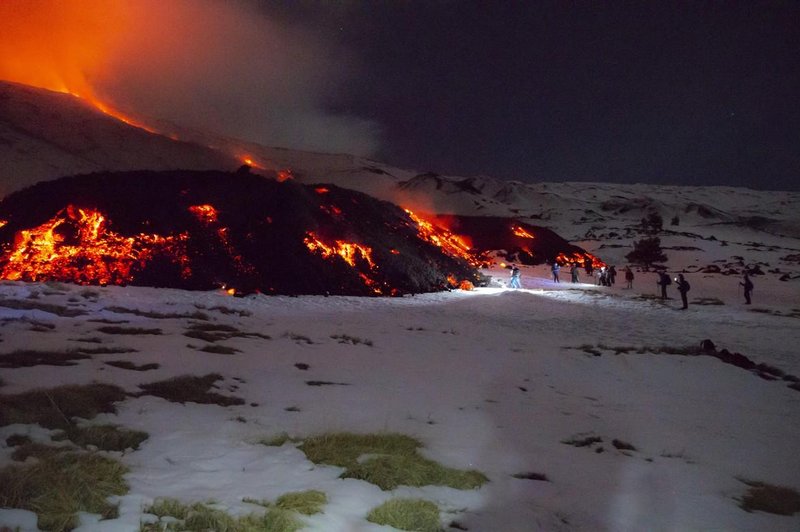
[0,81,242,197]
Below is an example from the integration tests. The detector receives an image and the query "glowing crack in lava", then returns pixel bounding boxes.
[403,209,480,266]
[188,204,256,279]
[512,225,535,239]
[303,232,382,293]
[303,232,376,269]
[0,205,190,285]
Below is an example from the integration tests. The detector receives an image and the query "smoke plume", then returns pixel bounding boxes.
[0,0,380,156]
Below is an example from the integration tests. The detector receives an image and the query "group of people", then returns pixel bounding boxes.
[507,262,756,308]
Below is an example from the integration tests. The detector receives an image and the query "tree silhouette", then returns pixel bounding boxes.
[626,237,667,267]
[640,212,663,234]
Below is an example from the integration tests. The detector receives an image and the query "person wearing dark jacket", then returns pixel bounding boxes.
[624,266,634,289]
[676,274,690,309]
[570,263,580,283]
[551,262,561,283]
[740,273,753,304]
[657,271,671,299]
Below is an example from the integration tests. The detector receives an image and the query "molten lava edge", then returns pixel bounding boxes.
[0,170,489,296]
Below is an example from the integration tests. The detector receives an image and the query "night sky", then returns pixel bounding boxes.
[263,2,800,191]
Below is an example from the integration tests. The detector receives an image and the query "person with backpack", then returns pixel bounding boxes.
[657,271,671,299]
[676,274,690,309]
[740,273,753,304]
[624,266,634,289]
[551,262,561,283]
[509,264,521,289]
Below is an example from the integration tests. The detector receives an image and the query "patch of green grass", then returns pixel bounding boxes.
[73,346,138,355]
[0,452,128,531]
[97,326,162,335]
[330,334,373,346]
[577,344,602,356]
[737,479,800,515]
[561,434,603,448]
[366,498,442,532]
[612,439,637,451]
[275,490,327,515]
[297,432,488,491]
[0,350,90,368]
[105,360,159,371]
[283,332,314,344]
[54,424,148,451]
[11,442,74,462]
[137,374,244,406]
[144,498,191,520]
[73,336,104,344]
[0,384,128,429]
[184,323,270,343]
[188,323,241,333]
[0,299,86,317]
[197,344,241,355]
[184,330,228,342]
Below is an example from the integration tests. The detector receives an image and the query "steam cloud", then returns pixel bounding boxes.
[0,0,380,156]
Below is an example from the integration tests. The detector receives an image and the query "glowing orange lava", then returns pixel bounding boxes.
[512,225,535,239]
[0,205,190,285]
[556,251,606,269]
[303,231,382,293]
[403,209,479,266]
[304,232,376,269]
[189,204,219,224]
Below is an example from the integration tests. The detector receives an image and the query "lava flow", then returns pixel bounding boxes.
[556,251,606,269]
[0,205,190,285]
[403,209,481,266]
[303,231,382,294]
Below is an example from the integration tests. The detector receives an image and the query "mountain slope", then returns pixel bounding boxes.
[0,81,240,196]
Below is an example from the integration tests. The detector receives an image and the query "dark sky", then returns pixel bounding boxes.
[262,1,800,191]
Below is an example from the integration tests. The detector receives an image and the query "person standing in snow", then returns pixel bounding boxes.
[676,274,690,309]
[509,264,521,289]
[740,273,753,304]
[551,262,561,283]
[609,265,617,285]
[570,263,580,283]
[624,266,634,289]
[657,271,671,299]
